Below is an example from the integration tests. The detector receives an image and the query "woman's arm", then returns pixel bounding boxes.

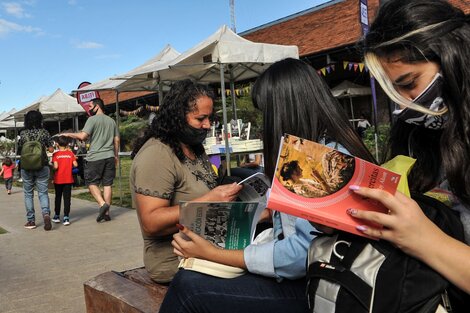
[347,186,470,294]
[172,224,246,268]
[136,183,243,237]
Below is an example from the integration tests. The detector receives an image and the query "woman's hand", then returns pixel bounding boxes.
[346,186,440,258]
[201,183,242,202]
[172,224,219,260]
[347,185,470,294]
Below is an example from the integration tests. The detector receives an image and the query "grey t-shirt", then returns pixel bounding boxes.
[130,138,217,283]
[82,114,119,162]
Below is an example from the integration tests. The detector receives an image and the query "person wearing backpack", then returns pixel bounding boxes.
[18,110,54,230]
[344,0,470,306]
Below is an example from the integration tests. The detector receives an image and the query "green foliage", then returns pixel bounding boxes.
[0,140,16,158]
[213,94,263,139]
[363,123,391,162]
[119,115,147,151]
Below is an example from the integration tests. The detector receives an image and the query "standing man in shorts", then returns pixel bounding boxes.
[63,98,120,222]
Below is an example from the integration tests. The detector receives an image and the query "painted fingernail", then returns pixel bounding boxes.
[356,225,368,232]
[349,185,360,191]
[347,208,357,215]
[176,223,184,231]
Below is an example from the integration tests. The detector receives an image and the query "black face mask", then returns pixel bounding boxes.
[176,124,208,146]
[89,104,98,116]
[393,73,447,129]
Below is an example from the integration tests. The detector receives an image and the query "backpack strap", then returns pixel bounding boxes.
[308,261,372,310]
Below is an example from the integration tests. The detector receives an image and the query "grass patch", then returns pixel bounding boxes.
[72,157,133,209]
[0,226,7,234]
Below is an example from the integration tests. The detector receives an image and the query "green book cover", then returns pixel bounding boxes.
[179,201,261,250]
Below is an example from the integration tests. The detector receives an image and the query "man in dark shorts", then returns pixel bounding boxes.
[63,98,120,222]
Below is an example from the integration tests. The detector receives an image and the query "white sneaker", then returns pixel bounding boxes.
[63,217,70,226]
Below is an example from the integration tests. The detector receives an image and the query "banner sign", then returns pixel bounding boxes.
[76,81,100,116]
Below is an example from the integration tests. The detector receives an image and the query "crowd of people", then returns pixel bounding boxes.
[1,0,469,310]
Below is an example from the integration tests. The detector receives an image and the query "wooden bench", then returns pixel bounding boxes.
[84,267,168,313]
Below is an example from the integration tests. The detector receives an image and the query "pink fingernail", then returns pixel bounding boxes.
[356,225,367,232]
[349,185,360,191]
[176,223,185,231]
[347,208,357,215]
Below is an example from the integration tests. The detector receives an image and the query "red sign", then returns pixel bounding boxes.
[77,81,100,116]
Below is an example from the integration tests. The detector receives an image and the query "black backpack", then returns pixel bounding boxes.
[306,193,468,313]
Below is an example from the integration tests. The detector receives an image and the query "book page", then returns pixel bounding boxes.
[237,172,271,206]
[179,202,262,250]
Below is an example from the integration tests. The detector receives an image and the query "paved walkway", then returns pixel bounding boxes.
[0,185,144,313]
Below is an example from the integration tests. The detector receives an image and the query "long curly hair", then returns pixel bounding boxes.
[131,79,214,161]
[360,0,470,206]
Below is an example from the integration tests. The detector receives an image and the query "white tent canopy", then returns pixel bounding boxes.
[331,80,372,121]
[13,88,85,121]
[331,80,371,98]
[0,109,23,130]
[164,25,299,82]
[78,45,181,92]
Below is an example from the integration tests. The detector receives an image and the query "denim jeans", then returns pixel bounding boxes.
[21,166,50,221]
[159,269,309,313]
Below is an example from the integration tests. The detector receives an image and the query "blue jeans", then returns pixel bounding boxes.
[21,166,50,221]
[159,269,309,313]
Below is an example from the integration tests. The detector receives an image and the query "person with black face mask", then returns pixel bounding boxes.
[346,0,470,299]
[62,98,120,223]
[130,79,242,284]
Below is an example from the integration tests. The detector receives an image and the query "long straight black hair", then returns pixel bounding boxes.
[361,0,470,206]
[252,58,376,180]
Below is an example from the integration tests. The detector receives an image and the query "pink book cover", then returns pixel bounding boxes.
[267,134,401,237]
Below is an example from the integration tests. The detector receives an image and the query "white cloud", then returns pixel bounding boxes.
[68,0,77,5]
[2,2,31,18]
[75,41,104,49]
[0,18,42,37]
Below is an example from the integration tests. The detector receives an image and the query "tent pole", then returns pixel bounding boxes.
[220,64,231,176]
[349,96,355,121]
[14,118,18,161]
[115,90,122,206]
[229,73,237,122]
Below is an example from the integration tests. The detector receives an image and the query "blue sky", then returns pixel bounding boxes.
[0,0,330,113]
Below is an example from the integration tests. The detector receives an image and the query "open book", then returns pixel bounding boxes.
[178,172,271,278]
[179,201,263,278]
[267,134,401,237]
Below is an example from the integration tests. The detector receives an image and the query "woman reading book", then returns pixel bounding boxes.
[130,80,242,283]
[159,58,376,312]
[346,0,470,296]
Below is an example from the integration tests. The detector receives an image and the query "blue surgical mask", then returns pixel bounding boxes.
[393,73,447,129]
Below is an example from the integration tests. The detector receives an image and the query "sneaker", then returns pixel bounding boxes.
[52,215,61,223]
[103,214,111,222]
[43,214,52,231]
[24,221,36,229]
[96,203,110,222]
[7,190,11,195]
[63,217,70,226]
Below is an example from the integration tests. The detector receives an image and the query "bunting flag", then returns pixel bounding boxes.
[316,64,336,76]
[145,105,159,112]
[217,85,252,97]
[119,105,159,116]
[342,60,367,72]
